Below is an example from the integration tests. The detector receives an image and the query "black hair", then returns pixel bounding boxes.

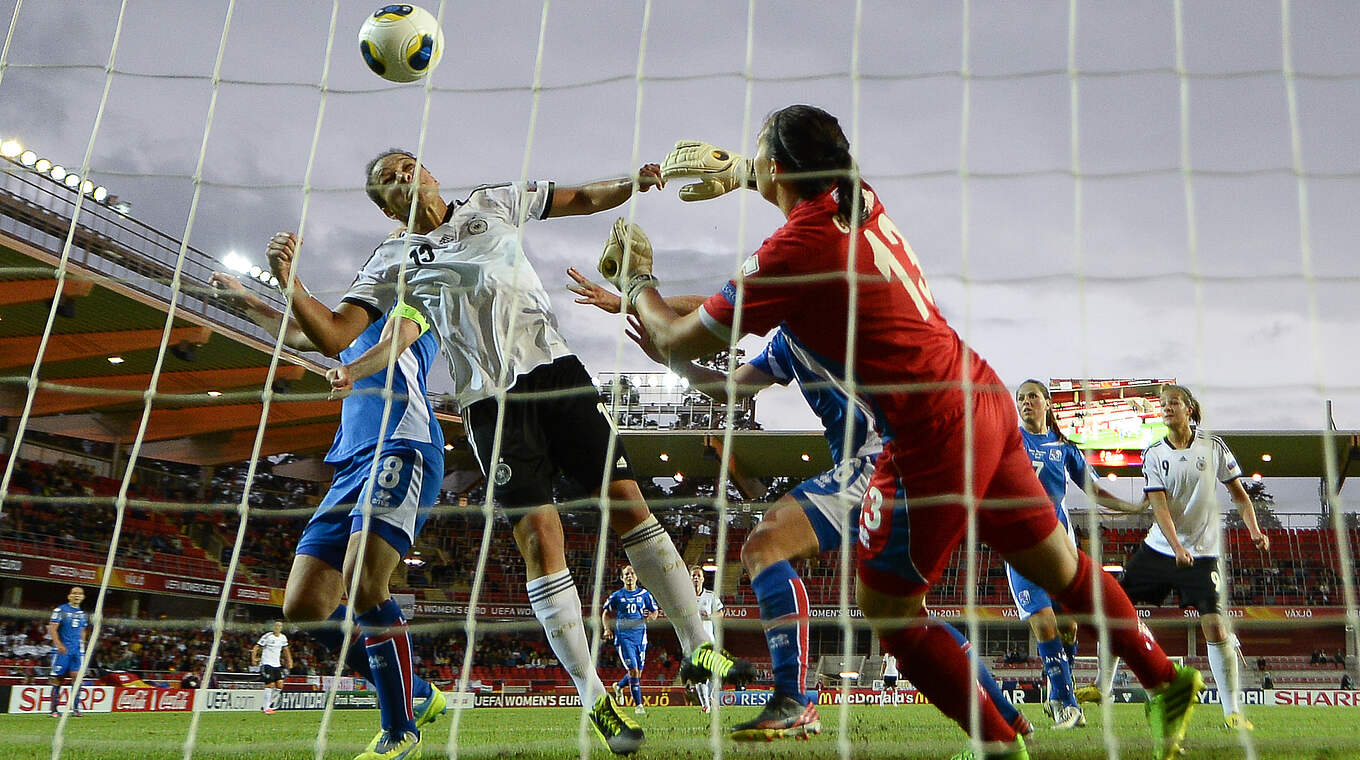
[761,105,861,226]
[1160,383,1202,425]
[363,148,417,210]
[1016,378,1072,444]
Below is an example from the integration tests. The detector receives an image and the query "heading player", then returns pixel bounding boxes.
[1010,380,1141,730]
[211,272,447,758]
[598,105,1202,760]
[1087,384,1268,733]
[252,620,293,714]
[270,151,750,756]
[47,586,87,718]
[603,565,658,715]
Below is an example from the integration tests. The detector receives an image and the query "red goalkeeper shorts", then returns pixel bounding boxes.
[857,387,1058,598]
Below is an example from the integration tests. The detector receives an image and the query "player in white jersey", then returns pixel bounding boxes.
[252,620,293,714]
[689,565,724,712]
[270,150,750,756]
[1088,384,1268,733]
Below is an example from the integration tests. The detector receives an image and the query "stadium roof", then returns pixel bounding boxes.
[2,169,1356,488]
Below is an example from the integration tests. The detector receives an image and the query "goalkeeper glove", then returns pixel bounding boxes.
[598,218,658,305]
[660,140,756,202]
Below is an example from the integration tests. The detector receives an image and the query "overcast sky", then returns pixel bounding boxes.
[2,1,1358,505]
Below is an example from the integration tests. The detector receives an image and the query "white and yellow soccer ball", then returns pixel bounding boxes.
[358,4,444,83]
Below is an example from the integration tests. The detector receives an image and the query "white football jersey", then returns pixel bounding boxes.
[256,632,288,667]
[343,181,573,410]
[1141,429,1243,558]
[882,653,899,678]
[696,589,723,641]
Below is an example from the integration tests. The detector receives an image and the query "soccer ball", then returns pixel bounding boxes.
[358,4,444,83]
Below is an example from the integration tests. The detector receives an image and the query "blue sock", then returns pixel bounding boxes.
[1039,636,1077,707]
[1063,636,1079,669]
[940,619,1021,725]
[752,562,811,705]
[615,673,630,691]
[316,605,431,701]
[629,675,642,707]
[356,599,417,736]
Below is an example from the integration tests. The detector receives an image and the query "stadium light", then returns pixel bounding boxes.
[1261,453,1272,462]
[63,173,80,188]
[800,453,811,462]
[80,179,94,195]
[33,158,51,173]
[1252,473,1262,481]
[702,562,717,572]
[0,139,21,158]
[658,453,669,462]
[1106,473,1118,481]
[673,472,683,482]
[206,390,222,397]
[92,186,108,202]
[107,356,124,364]
[49,164,66,181]
[221,251,252,274]
[19,150,37,167]
[443,443,454,451]
[1102,564,1124,573]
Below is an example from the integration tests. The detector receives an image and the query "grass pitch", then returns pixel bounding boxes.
[1,703,1357,759]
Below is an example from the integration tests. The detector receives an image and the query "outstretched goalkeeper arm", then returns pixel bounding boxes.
[660,140,757,202]
[567,268,773,402]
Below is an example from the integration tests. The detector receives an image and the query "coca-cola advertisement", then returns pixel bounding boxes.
[111,688,194,712]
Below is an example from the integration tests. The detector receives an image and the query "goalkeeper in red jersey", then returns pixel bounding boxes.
[593,104,1203,760]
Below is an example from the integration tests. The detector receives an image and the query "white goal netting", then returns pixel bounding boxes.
[0,1,1357,759]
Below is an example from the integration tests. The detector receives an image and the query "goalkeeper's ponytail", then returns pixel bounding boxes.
[764,105,862,227]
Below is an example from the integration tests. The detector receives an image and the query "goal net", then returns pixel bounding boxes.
[0,2,1356,759]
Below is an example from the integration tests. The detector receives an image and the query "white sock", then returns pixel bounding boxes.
[527,569,606,703]
[620,515,707,654]
[1098,655,1121,695]
[1208,639,1239,716]
[694,680,710,709]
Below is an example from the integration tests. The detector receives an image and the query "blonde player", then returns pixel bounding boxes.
[1085,384,1268,732]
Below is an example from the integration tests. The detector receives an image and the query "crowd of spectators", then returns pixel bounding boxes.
[5,454,1360,614]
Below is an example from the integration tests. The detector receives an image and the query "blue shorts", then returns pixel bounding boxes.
[1006,508,1074,620]
[50,650,81,678]
[789,456,875,553]
[1006,564,1057,620]
[296,443,442,571]
[615,633,647,671]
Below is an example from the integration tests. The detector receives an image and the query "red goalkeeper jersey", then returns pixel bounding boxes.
[698,183,1006,441]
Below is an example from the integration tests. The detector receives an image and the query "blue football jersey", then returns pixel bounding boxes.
[49,604,86,649]
[604,587,657,632]
[325,310,444,464]
[747,328,882,463]
[1018,427,1092,531]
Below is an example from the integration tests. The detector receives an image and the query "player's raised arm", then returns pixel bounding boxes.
[660,140,757,202]
[594,219,727,362]
[325,304,427,398]
[210,272,319,352]
[545,164,664,218]
[265,232,371,357]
